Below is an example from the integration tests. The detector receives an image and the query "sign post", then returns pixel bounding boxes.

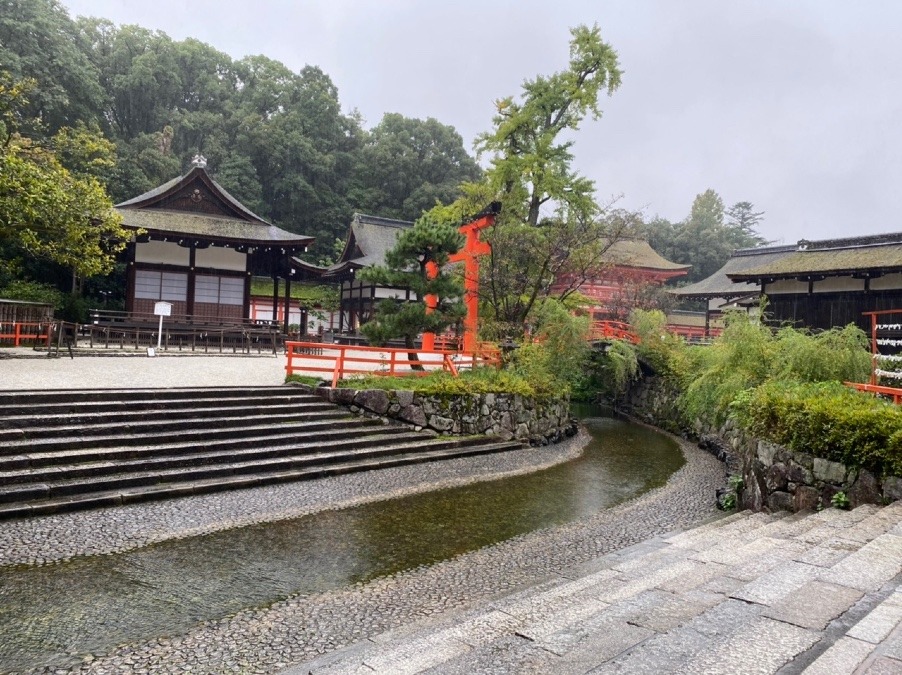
[151,301,172,356]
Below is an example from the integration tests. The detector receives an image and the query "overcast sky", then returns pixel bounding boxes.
[60,0,902,244]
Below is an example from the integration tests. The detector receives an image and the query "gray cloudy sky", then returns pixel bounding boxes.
[61,0,902,244]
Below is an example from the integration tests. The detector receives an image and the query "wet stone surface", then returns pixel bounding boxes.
[0,420,725,674]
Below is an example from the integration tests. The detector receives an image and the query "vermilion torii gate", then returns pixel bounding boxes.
[423,202,500,353]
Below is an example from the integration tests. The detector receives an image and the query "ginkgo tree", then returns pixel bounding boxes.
[426,24,632,339]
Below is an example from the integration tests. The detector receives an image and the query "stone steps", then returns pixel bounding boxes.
[0,386,525,519]
[291,502,902,674]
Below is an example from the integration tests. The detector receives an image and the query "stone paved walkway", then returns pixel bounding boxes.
[0,427,726,673]
[292,503,902,674]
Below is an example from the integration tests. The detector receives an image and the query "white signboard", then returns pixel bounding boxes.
[152,301,172,355]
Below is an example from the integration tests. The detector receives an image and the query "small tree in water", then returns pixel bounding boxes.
[360,216,465,367]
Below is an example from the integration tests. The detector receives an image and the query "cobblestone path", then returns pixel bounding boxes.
[12,431,720,674]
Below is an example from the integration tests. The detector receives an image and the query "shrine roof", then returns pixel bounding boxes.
[340,213,413,268]
[729,232,902,281]
[120,209,313,248]
[116,164,313,248]
[605,238,691,272]
[672,244,796,298]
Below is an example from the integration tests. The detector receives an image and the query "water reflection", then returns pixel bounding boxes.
[0,406,683,671]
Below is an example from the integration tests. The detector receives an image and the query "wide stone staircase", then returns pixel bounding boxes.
[293,503,902,674]
[0,386,524,519]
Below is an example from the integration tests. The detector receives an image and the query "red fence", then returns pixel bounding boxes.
[589,320,720,345]
[285,341,501,387]
[845,382,902,405]
[0,322,52,347]
[590,321,640,344]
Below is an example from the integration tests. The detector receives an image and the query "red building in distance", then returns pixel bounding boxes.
[552,238,690,321]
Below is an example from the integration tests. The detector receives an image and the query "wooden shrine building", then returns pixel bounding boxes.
[552,238,690,321]
[294,213,415,334]
[115,156,313,331]
[670,244,796,333]
[726,231,902,332]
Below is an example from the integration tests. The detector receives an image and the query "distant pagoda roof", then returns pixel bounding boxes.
[671,244,796,298]
[728,231,902,281]
[603,238,691,272]
[116,158,313,250]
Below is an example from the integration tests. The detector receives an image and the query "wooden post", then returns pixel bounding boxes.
[271,251,279,325]
[871,312,878,386]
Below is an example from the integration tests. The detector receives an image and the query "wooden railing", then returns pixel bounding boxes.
[86,309,284,354]
[589,320,720,345]
[590,320,640,344]
[0,322,52,347]
[285,341,501,387]
[845,381,902,405]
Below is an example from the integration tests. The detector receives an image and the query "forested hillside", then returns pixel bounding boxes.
[0,0,482,255]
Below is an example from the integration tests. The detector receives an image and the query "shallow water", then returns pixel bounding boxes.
[0,406,683,671]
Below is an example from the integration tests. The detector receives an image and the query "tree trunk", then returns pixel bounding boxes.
[405,334,424,371]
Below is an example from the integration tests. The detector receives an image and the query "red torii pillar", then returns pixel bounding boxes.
[422,205,498,353]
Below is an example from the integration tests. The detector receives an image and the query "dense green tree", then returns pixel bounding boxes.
[350,113,482,221]
[1,3,488,268]
[360,216,465,362]
[0,74,130,292]
[646,190,768,283]
[0,0,104,132]
[1,139,128,288]
[428,24,629,337]
[726,201,766,238]
[51,121,118,187]
[476,23,621,228]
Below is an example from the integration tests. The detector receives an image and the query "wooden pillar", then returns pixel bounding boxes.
[338,279,347,333]
[243,273,251,321]
[283,270,291,334]
[187,244,197,319]
[422,261,439,351]
[271,250,279,325]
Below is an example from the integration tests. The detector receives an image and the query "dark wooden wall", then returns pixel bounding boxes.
[765,290,902,332]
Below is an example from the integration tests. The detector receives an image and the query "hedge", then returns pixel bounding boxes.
[732,381,902,477]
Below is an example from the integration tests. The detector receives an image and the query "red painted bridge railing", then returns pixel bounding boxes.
[285,341,501,388]
[590,321,640,344]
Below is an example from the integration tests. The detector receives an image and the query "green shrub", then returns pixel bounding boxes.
[674,313,870,427]
[337,367,546,399]
[629,309,690,381]
[285,374,322,386]
[732,381,902,477]
[831,491,850,509]
[582,338,639,400]
[0,280,64,308]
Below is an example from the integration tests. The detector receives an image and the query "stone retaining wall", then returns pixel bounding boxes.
[622,376,901,512]
[297,384,576,445]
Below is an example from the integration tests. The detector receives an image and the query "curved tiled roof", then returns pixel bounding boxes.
[115,165,313,248]
[729,232,902,281]
[671,245,796,298]
[120,209,313,246]
[603,238,691,271]
[339,213,413,268]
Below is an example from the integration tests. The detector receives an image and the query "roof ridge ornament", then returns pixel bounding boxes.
[191,154,208,169]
